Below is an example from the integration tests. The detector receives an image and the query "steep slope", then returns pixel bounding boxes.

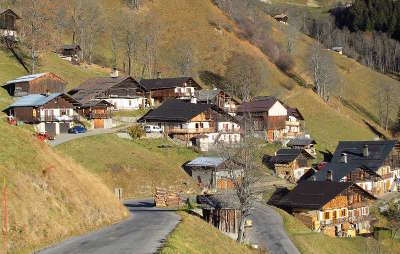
[0,50,128,253]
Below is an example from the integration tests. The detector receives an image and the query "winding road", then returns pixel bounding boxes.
[37,200,180,254]
[249,203,301,254]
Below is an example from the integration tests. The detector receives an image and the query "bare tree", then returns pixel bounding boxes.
[175,41,196,77]
[376,85,393,130]
[122,11,137,76]
[219,121,260,243]
[286,23,299,55]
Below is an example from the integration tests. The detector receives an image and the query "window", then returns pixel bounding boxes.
[179,124,183,129]
[129,100,132,106]
[195,123,199,129]
[200,122,204,128]
[60,109,67,116]
[341,209,346,217]
[332,210,337,219]
[323,212,330,220]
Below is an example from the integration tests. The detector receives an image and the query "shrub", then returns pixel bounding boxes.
[127,125,145,140]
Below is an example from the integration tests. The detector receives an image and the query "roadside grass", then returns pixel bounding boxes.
[112,108,149,118]
[160,212,263,254]
[276,208,400,254]
[56,134,200,198]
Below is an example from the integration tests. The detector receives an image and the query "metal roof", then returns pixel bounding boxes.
[186,157,225,167]
[8,93,63,107]
[5,73,48,85]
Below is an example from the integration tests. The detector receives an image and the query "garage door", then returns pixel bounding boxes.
[45,123,56,137]
[94,119,104,129]
[60,123,70,133]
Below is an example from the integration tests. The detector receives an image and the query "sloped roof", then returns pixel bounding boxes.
[287,107,304,120]
[237,96,279,113]
[70,76,138,103]
[278,181,374,210]
[287,138,316,147]
[196,89,221,102]
[61,44,81,50]
[7,93,78,108]
[5,73,48,85]
[0,8,21,19]
[81,99,113,108]
[312,140,398,181]
[270,149,313,164]
[139,99,212,123]
[186,157,225,168]
[197,192,240,209]
[139,77,200,91]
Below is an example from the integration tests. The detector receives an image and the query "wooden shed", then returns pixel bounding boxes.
[3,72,66,97]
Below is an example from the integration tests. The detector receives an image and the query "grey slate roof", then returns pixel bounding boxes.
[61,44,81,50]
[287,138,316,147]
[139,77,200,91]
[197,192,240,209]
[278,181,355,210]
[0,8,21,18]
[237,96,279,113]
[139,99,211,123]
[196,89,220,102]
[270,149,313,164]
[312,140,398,181]
[186,157,225,168]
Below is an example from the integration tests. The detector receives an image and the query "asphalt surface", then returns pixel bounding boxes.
[249,203,301,254]
[37,200,181,254]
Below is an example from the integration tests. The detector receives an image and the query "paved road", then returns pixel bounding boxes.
[37,200,181,254]
[48,124,134,147]
[249,203,300,254]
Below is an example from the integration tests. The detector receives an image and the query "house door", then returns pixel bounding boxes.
[94,119,104,129]
[45,123,56,137]
[59,123,70,133]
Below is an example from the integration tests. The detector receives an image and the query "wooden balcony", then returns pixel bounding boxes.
[380,172,393,179]
[167,127,214,134]
[88,112,111,119]
[285,121,300,126]
[37,115,77,122]
[320,217,348,226]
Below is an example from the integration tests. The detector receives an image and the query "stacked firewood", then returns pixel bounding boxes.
[154,187,183,207]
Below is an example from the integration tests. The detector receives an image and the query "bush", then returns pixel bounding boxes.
[127,125,145,140]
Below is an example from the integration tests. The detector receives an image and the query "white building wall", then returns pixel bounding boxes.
[105,97,146,110]
[268,101,287,116]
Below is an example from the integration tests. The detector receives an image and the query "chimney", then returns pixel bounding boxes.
[363,144,369,157]
[110,68,119,78]
[341,153,348,164]
[327,170,333,181]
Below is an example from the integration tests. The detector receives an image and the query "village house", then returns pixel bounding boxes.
[139,77,202,105]
[5,93,80,137]
[312,140,400,196]
[3,72,67,97]
[77,99,114,129]
[59,44,81,58]
[236,96,304,142]
[184,157,243,192]
[69,71,149,111]
[273,14,288,24]
[286,137,317,157]
[0,8,20,40]
[278,181,376,237]
[138,99,240,149]
[195,88,241,115]
[197,193,247,239]
[270,149,315,182]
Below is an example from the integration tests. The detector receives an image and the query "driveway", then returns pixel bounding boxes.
[37,200,180,254]
[48,124,134,147]
[249,203,300,254]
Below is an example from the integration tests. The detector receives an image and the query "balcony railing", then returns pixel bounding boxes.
[285,121,300,126]
[320,217,348,226]
[380,173,393,179]
[167,127,214,134]
[175,92,193,98]
[88,112,111,119]
[37,115,77,122]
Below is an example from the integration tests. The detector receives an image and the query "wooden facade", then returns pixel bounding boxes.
[0,9,20,31]
[4,73,66,97]
[203,208,241,234]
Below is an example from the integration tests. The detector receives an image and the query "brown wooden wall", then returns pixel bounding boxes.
[28,73,66,94]
[43,96,74,109]
[0,13,16,30]
[13,107,35,122]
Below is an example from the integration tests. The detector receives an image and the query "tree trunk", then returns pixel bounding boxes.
[236,213,246,243]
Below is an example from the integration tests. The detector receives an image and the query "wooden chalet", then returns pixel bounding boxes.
[59,44,81,57]
[236,96,304,142]
[278,181,376,237]
[270,149,315,182]
[0,8,20,39]
[184,157,243,192]
[287,137,317,157]
[5,93,80,136]
[3,72,66,97]
[139,77,201,105]
[138,99,241,148]
[77,99,114,129]
[312,141,400,196]
[273,14,288,24]
[69,74,149,111]
[197,193,243,237]
[196,88,241,115]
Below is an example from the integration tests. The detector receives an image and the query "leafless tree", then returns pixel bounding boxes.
[122,11,137,76]
[376,85,393,131]
[286,23,299,55]
[176,41,196,77]
[219,122,261,243]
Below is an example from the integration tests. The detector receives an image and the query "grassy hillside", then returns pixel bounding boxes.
[277,208,400,254]
[56,135,200,198]
[0,49,128,253]
[161,212,261,254]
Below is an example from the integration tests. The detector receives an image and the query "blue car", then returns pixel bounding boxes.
[68,126,87,134]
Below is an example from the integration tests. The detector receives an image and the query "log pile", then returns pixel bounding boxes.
[154,187,183,208]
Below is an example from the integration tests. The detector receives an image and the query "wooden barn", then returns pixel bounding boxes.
[77,99,114,129]
[287,137,317,157]
[0,8,20,39]
[3,72,66,97]
[139,77,202,105]
[196,88,241,115]
[197,193,243,237]
[59,44,81,57]
[5,93,80,136]
[278,181,376,237]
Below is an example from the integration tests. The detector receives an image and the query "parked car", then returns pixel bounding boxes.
[68,126,87,134]
[144,125,163,133]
